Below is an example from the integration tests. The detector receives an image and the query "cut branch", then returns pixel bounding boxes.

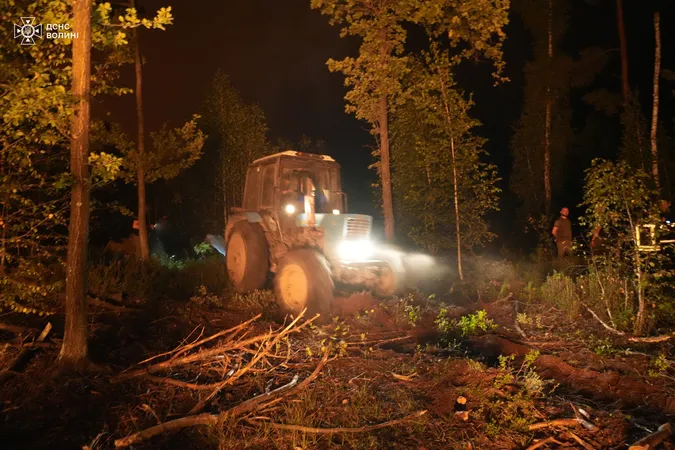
[629,422,672,450]
[246,410,427,434]
[113,350,330,448]
[528,418,581,431]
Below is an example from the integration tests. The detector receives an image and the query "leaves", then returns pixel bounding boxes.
[391,46,501,252]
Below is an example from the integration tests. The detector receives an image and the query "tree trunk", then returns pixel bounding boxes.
[450,137,463,281]
[543,0,553,214]
[133,2,150,260]
[59,0,92,369]
[650,11,661,192]
[616,0,629,105]
[438,76,464,280]
[378,96,395,241]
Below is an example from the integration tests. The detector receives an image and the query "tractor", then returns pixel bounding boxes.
[224,150,404,319]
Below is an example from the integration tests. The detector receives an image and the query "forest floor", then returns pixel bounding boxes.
[1,280,674,450]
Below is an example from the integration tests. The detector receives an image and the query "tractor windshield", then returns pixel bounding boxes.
[279,160,342,214]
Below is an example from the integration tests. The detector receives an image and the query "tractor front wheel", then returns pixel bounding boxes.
[226,221,269,293]
[274,249,334,320]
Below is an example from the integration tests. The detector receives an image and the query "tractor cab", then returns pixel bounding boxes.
[225,151,403,321]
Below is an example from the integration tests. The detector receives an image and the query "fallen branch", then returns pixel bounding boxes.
[187,311,316,415]
[628,422,672,450]
[528,418,581,431]
[0,322,52,384]
[114,350,330,448]
[581,302,625,336]
[628,332,675,344]
[246,410,427,434]
[567,431,596,450]
[346,335,412,347]
[0,323,30,334]
[525,436,564,450]
[583,303,675,343]
[87,296,139,312]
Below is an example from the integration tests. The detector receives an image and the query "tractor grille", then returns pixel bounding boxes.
[344,217,371,239]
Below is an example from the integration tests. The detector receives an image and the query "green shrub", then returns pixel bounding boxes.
[540,272,579,317]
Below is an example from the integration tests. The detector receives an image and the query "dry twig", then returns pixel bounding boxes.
[246,410,427,434]
[113,350,330,448]
[628,422,672,450]
[525,436,564,450]
[528,418,581,431]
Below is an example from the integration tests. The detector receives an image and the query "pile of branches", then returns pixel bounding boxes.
[113,310,327,448]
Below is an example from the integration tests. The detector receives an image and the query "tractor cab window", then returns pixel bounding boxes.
[260,164,276,209]
[280,169,304,211]
[243,166,261,210]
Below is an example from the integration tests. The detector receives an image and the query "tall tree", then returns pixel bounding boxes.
[59,0,94,368]
[511,0,571,219]
[391,49,501,278]
[311,0,415,241]
[650,11,661,192]
[132,0,150,260]
[203,72,269,230]
[616,0,629,105]
[58,3,173,367]
[312,0,509,242]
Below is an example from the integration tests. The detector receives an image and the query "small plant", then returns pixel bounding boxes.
[588,336,616,356]
[405,303,421,326]
[648,353,670,377]
[457,310,497,336]
[516,313,532,326]
[193,241,214,258]
[434,307,453,334]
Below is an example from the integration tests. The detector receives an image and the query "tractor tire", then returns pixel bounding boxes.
[274,249,334,321]
[226,221,269,293]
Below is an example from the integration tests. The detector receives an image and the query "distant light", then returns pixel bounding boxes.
[332,209,340,215]
[285,204,295,215]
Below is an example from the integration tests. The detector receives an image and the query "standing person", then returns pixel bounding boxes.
[552,207,572,257]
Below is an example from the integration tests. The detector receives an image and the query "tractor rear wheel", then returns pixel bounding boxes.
[274,249,334,320]
[226,221,269,293]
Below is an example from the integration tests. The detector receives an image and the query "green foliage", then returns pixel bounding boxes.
[202,71,270,215]
[121,114,206,184]
[457,310,497,336]
[391,47,501,252]
[580,159,674,334]
[540,271,579,317]
[312,0,508,215]
[648,353,670,377]
[0,0,173,315]
[481,350,544,439]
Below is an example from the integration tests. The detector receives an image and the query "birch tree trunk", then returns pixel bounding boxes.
[650,11,661,191]
[59,0,92,369]
[133,6,150,260]
[543,0,553,214]
[438,77,464,280]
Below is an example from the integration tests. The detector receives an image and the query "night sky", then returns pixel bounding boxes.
[96,0,675,244]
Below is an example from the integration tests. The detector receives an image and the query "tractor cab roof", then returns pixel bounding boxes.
[251,150,337,166]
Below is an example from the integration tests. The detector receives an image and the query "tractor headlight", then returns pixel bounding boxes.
[338,239,374,262]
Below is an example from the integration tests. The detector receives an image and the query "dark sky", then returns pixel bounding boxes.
[96,0,675,239]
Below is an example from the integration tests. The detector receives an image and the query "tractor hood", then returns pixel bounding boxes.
[295,213,375,262]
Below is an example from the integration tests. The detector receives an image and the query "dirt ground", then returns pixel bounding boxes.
[1,288,674,450]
